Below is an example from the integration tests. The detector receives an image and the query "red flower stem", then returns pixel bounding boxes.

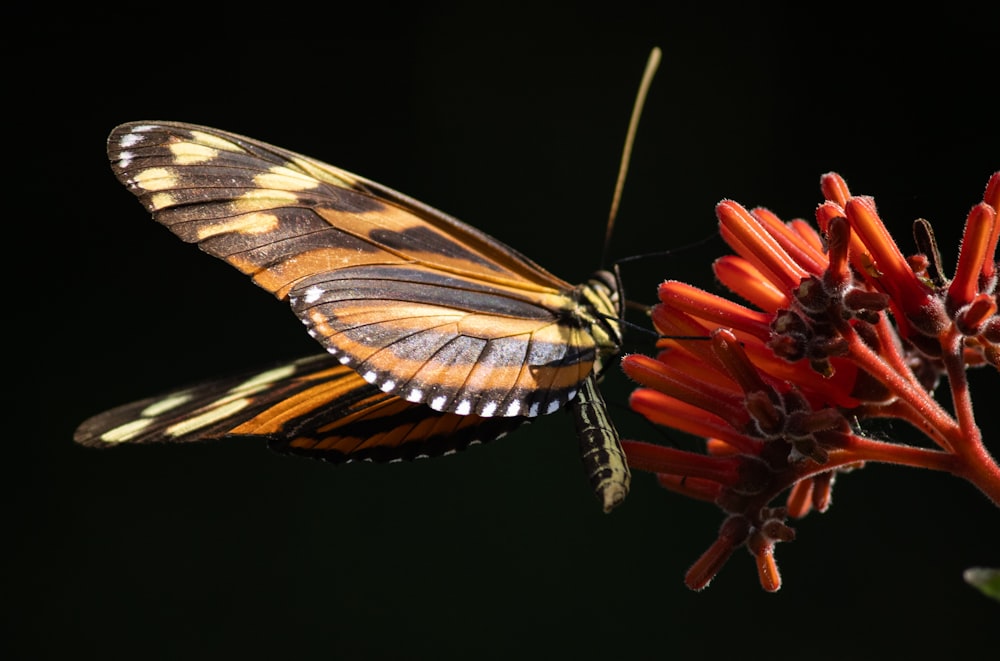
[952,440,1000,507]
[772,430,1000,507]
[938,327,1000,506]
[860,400,955,451]
[831,437,958,472]
[860,316,957,450]
[842,324,962,450]
[940,327,979,441]
[841,435,1000,507]
[870,314,917,381]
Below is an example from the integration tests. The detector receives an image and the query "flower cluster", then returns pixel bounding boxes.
[622,172,1000,591]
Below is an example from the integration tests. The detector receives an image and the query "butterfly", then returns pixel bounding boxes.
[74,121,631,511]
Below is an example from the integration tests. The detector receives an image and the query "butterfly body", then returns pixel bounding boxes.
[77,121,630,511]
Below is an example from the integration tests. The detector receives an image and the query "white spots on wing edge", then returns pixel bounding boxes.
[359,369,398,394]
[115,124,157,169]
[119,132,143,148]
[302,285,324,304]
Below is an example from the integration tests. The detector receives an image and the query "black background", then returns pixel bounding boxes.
[13,4,999,660]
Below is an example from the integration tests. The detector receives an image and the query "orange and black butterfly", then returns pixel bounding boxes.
[74,121,630,511]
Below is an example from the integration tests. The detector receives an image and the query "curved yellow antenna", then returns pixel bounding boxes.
[602,47,662,267]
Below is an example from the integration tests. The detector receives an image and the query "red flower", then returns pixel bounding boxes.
[622,172,1000,591]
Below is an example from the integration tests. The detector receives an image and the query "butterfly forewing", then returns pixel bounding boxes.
[108,122,614,419]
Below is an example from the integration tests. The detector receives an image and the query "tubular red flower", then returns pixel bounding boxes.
[623,353,749,424]
[845,197,946,336]
[785,479,813,518]
[659,280,773,340]
[625,171,1000,592]
[712,256,790,311]
[981,172,1000,283]
[621,440,742,485]
[956,294,998,337]
[710,328,771,395]
[750,537,782,592]
[685,516,751,591]
[820,171,851,207]
[655,473,722,502]
[626,387,759,453]
[748,207,829,275]
[948,202,997,312]
[823,216,853,289]
[717,200,811,291]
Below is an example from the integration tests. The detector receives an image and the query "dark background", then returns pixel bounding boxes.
[13,4,999,660]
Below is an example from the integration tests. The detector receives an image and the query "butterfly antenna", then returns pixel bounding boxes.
[601,46,662,269]
[614,231,721,266]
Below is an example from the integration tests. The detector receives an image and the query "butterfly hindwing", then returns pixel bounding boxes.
[108,122,615,419]
[74,354,526,463]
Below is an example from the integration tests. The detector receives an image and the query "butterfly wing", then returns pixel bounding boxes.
[74,354,526,463]
[108,122,617,419]
[97,121,629,510]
